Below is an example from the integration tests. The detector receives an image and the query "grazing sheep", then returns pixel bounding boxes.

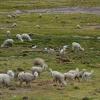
[21,33,32,41]
[31,66,45,76]
[0,70,15,87]
[65,68,87,81]
[18,71,38,86]
[33,58,48,69]
[72,42,84,52]
[33,58,45,66]
[82,70,94,81]
[68,68,79,73]
[16,34,23,42]
[49,68,67,86]
[78,69,86,78]
[68,68,80,81]
[64,72,75,81]
[1,39,14,48]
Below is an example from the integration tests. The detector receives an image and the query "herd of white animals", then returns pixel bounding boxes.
[0,57,94,87]
[0,32,94,87]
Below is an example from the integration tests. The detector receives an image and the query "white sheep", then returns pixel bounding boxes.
[64,72,76,81]
[64,69,85,82]
[49,68,67,86]
[48,48,55,54]
[21,33,32,41]
[32,45,37,49]
[44,48,48,52]
[68,68,80,81]
[78,69,86,78]
[63,45,69,49]
[18,71,38,86]
[31,66,44,76]
[0,70,15,87]
[16,34,23,42]
[35,25,40,28]
[72,42,84,52]
[82,70,94,81]
[1,39,14,48]
[33,58,48,69]
[6,30,11,38]
[59,45,68,55]
[60,48,66,55]
[76,24,81,29]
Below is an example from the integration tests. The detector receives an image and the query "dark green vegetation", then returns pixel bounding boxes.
[0,0,100,100]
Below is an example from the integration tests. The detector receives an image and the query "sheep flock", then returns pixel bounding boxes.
[0,32,95,89]
[0,28,98,100]
[0,57,94,88]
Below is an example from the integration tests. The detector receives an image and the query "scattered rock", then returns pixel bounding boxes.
[82,96,90,100]
[74,86,80,89]
[0,91,2,95]
[95,88,100,93]
[22,96,29,100]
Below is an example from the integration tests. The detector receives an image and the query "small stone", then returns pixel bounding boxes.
[82,96,90,100]
[22,96,28,100]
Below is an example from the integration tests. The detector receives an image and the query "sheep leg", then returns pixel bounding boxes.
[19,81,23,87]
[75,76,80,82]
[26,81,31,87]
[53,78,57,86]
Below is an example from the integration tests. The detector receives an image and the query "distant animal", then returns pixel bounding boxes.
[1,39,14,48]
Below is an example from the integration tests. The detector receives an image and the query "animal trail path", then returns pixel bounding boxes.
[14,7,100,15]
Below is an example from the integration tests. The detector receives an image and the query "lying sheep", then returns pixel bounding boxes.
[18,71,38,86]
[21,33,32,41]
[16,34,23,42]
[49,68,67,86]
[1,39,14,48]
[0,70,15,87]
[32,45,37,49]
[72,42,84,52]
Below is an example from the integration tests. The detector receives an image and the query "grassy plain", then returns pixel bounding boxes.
[0,0,100,100]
